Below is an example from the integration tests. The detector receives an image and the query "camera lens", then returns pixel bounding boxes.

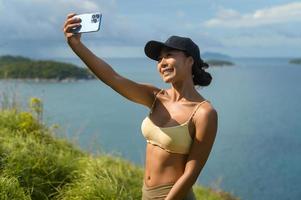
[92,18,97,23]
[95,14,99,18]
[92,14,96,18]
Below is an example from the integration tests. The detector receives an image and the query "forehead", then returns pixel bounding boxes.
[159,47,183,57]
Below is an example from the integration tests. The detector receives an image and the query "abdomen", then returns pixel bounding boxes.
[144,143,188,187]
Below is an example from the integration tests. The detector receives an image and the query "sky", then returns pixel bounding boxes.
[0,0,300,59]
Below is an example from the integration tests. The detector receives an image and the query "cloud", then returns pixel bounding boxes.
[221,34,301,48]
[204,2,301,28]
[0,0,152,58]
[0,0,116,40]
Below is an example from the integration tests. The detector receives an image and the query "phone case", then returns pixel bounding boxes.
[71,12,102,33]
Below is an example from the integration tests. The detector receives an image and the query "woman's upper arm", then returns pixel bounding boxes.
[184,105,218,180]
[109,72,160,108]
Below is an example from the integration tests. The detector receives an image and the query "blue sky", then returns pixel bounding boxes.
[0,0,300,58]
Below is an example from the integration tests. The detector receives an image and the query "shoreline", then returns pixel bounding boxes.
[0,77,95,83]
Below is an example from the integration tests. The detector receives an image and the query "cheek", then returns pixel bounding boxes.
[157,65,161,74]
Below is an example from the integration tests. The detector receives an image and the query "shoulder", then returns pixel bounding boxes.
[193,101,218,137]
[153,88,168,100]
[196,101,217,120]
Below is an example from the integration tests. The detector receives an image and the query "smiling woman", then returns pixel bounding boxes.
[63,13,218,200]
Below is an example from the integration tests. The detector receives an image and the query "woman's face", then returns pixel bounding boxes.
[157,48,193,84]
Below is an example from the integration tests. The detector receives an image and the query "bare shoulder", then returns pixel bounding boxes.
[193,101,218,137]
[154,87,168,99]
[196,101,217,117]
[140,84,164,108]
[142,83,161,94]
[197,101,217,119]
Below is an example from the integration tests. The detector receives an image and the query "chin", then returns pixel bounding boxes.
[163,78,175,84]
[162,74,176,83]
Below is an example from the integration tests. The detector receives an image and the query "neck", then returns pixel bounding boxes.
[169,77,198,102]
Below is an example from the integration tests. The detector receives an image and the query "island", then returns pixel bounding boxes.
[0,55,95,81]
[201,52,234,66]
[289,58,301,64]
[205,59,234,66]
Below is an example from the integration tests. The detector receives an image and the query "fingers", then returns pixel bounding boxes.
[64,23,81,33]
[63,17,81,30]
[67,13,77,19]
[63,13,81,32]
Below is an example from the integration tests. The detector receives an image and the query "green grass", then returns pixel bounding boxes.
[0,98,239,200]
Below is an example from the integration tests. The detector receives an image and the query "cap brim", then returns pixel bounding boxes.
[144,40,165,61]
[144,40,188,61]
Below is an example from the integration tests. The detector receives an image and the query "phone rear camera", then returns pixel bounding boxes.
[92,14,96,18]
[92,18,98,23]
[95,14,100,18]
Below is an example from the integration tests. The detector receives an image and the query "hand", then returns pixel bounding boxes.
[63,13,82,46]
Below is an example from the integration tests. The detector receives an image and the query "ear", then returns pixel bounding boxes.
[186,56,194,68]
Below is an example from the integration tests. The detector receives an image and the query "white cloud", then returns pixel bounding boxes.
[0,0,115,40]
[221,34,301,48]
[0,0,150,58]
[204,2,301,28]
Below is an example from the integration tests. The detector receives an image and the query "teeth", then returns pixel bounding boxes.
[163,68,173,74]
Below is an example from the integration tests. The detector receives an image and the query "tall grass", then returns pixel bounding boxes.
[0,91,239,200]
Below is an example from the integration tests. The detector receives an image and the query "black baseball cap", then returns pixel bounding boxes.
[144,35,205,67]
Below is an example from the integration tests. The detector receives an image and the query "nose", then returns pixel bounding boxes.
[158,57,167,67]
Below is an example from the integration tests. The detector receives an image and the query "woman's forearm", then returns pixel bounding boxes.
[69,41,117,86]
[165,172,197,200]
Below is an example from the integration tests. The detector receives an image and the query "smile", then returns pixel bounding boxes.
[162,68,174,75]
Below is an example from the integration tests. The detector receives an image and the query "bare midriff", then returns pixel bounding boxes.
[144,142,188,187]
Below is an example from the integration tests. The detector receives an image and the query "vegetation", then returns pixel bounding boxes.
[0,55,95,81]
[0,94,239,200]
[289,58,301,64]
[206,59,234,66]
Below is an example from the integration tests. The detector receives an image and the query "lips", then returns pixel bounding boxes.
[162,68,174,75]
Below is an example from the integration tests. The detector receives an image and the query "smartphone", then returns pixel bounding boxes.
[71,12,102,33]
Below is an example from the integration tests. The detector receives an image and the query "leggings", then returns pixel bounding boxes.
[142,181,196,200]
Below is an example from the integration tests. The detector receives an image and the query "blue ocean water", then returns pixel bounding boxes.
[1,57,300,200]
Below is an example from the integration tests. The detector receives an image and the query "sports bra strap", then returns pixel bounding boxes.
[187,100,209,121]
[149,89,164,114]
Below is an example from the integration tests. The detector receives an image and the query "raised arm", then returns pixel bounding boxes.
[63,13,158,108]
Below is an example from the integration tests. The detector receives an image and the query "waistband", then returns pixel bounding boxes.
[143,181,175,191]
[142,181,196,200]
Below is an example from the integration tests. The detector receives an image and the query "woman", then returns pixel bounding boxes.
[63,13,218,200]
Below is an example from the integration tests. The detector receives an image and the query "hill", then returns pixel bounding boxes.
[0,97,240,200]
[0,55,95,81]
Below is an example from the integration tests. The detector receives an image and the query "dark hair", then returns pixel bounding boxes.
[184,52,212,87]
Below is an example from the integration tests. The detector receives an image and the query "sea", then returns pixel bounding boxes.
[1,57,300,200]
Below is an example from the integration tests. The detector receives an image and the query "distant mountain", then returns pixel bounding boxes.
[201,52,232,60]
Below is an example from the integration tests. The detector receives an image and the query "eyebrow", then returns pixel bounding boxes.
[158,49,180,58]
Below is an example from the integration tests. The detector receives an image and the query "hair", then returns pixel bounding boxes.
[183,52,212,87]
[162,47,212,87]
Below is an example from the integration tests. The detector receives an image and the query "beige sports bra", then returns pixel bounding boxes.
[141,89,208,154]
